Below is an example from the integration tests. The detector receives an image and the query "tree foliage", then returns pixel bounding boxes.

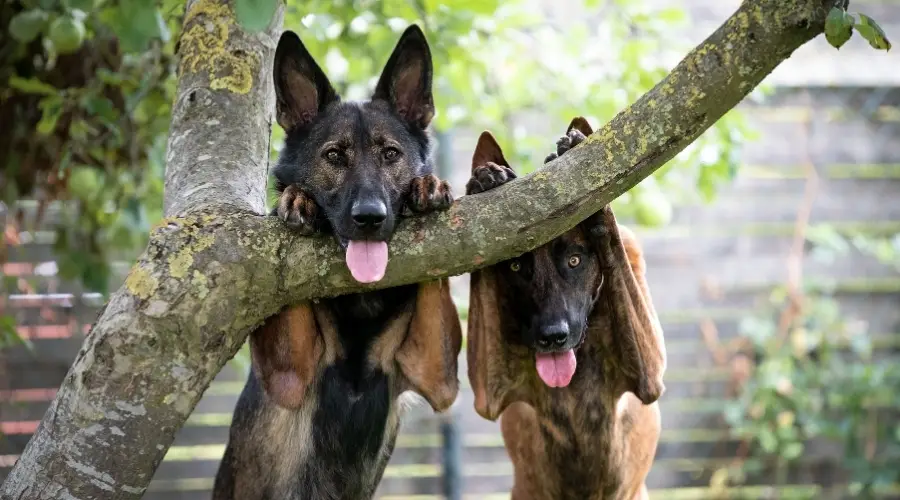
[2,0,749,299]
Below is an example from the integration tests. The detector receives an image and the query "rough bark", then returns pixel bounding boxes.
[162,0,277,216]
[0,0,838,498]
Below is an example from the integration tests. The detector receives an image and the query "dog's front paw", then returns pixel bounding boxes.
[277,185,320,235]
[466,162,517,195]
[404,174,454,215]
[544,128,588,164]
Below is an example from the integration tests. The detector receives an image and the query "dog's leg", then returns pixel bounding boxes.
[275,184,321,235]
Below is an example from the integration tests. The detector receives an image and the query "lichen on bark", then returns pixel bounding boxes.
[178,0,258,94]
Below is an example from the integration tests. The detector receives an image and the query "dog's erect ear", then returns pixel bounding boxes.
[566,116,594,137]
[396,279,462,412]
[471,131,511,173]
[467,269,526,421]
[582,206,666,405]
[250,304,324,409]
[372,25,434,129]
[273,31,339,132]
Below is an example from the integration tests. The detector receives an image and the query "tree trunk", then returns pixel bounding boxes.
[0,0,839,498]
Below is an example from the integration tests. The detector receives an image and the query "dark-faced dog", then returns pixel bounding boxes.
[465,119,667,500]
[212,25,462,500]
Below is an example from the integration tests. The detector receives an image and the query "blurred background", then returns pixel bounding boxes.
[2,0,899,498]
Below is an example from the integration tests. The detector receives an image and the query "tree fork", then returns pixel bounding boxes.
[0,0,838,498]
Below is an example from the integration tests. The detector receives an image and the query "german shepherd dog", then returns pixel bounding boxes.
[212,25,462,499]
[465,118,667,500]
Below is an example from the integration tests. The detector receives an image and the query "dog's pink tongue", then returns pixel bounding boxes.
[535,350,577,388]
[345,240,389,283]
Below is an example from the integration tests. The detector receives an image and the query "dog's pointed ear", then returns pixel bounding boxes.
[566,116,594,137]
[250,304,325,409]
[396,279,462,412]
[582,207,666,405]
[372,24,434,129]
[467,268,524,421]
[273,30,339,132]
[471,131,511,172]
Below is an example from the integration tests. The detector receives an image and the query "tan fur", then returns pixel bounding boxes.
[261,399,318,492]
[256,280,461,414]
[397,279,463,411]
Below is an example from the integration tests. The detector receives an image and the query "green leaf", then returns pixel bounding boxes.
[66,166,101,200]
[235,0,280,32]
[824,7,854,50]
[758,427,778,453]
[37,95,64,135]
[110,0,165,53]
[782,442,803,460]
[8,75,58,95]
[855,13,892,51]
[8,9,50,43]
[64,0,105,13]
[47,14,86,54]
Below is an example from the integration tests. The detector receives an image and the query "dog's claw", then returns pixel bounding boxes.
[277,184,319,235]
[466,162,517,195]
[405,174,454,215]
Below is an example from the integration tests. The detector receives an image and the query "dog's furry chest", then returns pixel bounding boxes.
[278,367,402,499]
[219,288,419,500]
[540,396,623,499]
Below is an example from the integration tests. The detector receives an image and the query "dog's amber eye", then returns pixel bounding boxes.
[568,255,581,268]
[509,261,521,272]
[382,147,400,161]
[325,149,340,162]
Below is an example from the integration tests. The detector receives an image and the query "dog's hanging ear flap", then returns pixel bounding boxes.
[471,131,511,172]
[583,206,666,405]
[372,25,434,129]
[273,31,339,132]
[467,268,526,421]
[396,279,463,412]
[466,132,523,419]
[566,116,594,137]
[250,304,325,409]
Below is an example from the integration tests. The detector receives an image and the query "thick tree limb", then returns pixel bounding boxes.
[0,0,837,498]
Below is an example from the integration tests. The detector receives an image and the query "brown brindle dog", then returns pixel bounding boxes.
[465,118,667,500]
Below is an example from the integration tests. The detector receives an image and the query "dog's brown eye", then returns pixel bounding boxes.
[509,261,521,272]
[568,255,581,268]
[382,147,400,161]
[325,149,340,162]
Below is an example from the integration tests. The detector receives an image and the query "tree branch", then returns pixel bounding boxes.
[0,0,838,498]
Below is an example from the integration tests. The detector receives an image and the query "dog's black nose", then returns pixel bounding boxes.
[536,321,570,349]
[351,200,388,228]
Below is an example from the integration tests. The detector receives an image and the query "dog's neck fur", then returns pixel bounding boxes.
[249,286,418,500]
[515,337,629,500]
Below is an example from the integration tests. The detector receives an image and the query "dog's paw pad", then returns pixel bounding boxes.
[407,175,454,214]
[466,162,517,195]
[277,185,319,235]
